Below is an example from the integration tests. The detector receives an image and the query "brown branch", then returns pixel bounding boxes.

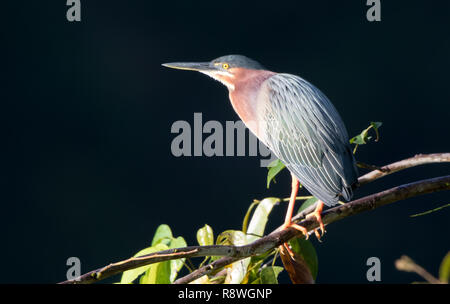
[59,245,254,284]
[293,153,450,221]
[358,153,450,186]
[173,175,450,284]
[59,153,450,284]
[60,174,450,284]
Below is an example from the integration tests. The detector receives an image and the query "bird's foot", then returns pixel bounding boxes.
[280,221,309,240]
[306,206,326,238]
[314,229,324,242]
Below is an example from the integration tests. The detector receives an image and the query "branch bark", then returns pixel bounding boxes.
[59,153,450,284]
[357,153,450,186]
[292,153,450,221]
[174,175,450,284]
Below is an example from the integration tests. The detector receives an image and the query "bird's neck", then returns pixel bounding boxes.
[229,69,276,137]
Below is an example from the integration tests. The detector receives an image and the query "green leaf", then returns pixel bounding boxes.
[246,198,279,242]
[266,159,286,188]
[221,230,248,284]
[260,266,284,284]
[370,121,383,130]
[350,122,383,145]
[120,243,169,284]
[140,252,172,284]
[439,252,450,283]
[216,230,247,246]
[122,224,187,284]
[242,200,260,234]
[168,236,188,282]
[142,262,171,284]
[151,224,173,246]
[267,158,282,168]
[190,275,213,284]
[225,198,280,284]
[288,238,319,280]
[196,224,214,246]
[246,258,265,284]
[349,134,366,145]
[297,197,318,215]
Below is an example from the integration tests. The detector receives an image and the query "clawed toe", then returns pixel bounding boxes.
[281,222,309,240]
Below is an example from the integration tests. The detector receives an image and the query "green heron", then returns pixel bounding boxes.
[163,55,358,239]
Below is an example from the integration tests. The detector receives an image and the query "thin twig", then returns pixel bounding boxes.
[395,255,443,284]
[358,153,450,186]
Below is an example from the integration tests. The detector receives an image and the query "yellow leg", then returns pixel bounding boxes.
[307,200,326,239]
[281,173,309,239]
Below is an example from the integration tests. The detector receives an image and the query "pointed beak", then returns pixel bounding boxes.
[161,62,215,72]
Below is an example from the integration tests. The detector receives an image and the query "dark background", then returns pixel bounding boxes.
[2,1,449,284]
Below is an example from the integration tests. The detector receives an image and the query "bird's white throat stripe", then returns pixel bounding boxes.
[201,71,235,90]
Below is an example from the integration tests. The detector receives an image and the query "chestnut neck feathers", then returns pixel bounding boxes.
[227,68,276,136]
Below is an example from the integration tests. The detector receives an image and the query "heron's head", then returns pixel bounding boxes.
[162,55,265,90]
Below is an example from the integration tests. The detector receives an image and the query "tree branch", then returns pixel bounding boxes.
[287,153,450,221]
[357,153,450,186]
[59,153,450,284]
[60,174,450,284]
[173,175,450,284]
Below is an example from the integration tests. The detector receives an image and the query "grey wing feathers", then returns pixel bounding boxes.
[259,73,358,206]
